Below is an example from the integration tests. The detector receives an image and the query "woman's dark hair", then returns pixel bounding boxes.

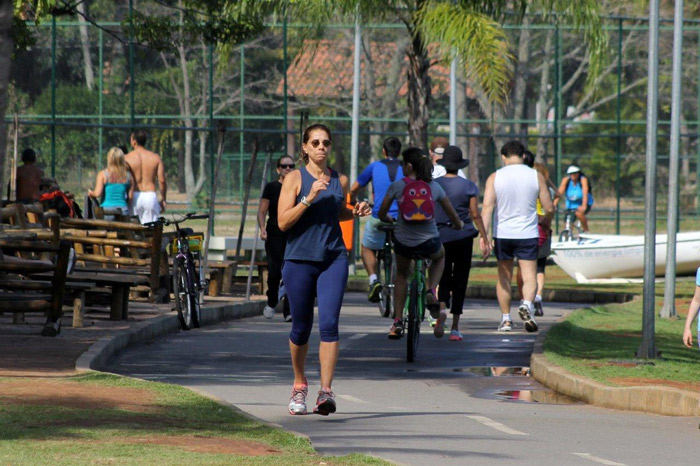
[300,123,332,163]
[401,147,433,182]
[523,150,535,168]
[277,155,294,167]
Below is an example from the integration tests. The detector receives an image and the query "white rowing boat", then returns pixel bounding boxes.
[550,232,700,283]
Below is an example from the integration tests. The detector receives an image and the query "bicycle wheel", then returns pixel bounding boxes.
[406,279,420,363]
[559,229,571,242]
[173,257,196,330]
[378,252,396,318]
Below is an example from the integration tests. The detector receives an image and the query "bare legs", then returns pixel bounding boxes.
[289,341,309,386]
[360,245,377,277]
[575,209,589,232]
[289,340,339,390]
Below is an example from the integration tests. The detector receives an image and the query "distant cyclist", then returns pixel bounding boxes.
[349,137,403,303]
[378,147,463,340]
[556,165,593,233]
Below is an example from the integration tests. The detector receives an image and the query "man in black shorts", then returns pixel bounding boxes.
[480,141,554,332]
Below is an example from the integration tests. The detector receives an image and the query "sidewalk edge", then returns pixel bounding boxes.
[531,317,700,417]
[75,300,266,373]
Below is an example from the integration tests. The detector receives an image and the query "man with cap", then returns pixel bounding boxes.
[556,165,593,232]
[434,146,489,340]
[430,136,467,179]
[480,140,554,333]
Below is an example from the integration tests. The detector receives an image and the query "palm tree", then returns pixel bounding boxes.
[285,0,607,148]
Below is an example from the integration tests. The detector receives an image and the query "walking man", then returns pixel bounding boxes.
[125,130,167,224]
[349,137,403,302]
[480,141,554,332]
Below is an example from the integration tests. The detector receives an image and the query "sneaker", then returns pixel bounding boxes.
[533,300,544,317]
[263,305,275,319]
[518,304,538,332]
[388,319,404,339]
[434,310,447,338]
[497,319,512,332]
[449,329,463,341]
[284,314,292,322]
[313,389,336,416]
[368,280,383,303]
[288,379,308,415]
[427,312,437,327]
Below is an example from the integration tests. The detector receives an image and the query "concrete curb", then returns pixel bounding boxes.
[530,316,700,417]
[347,279,636,304]
[76,300,266,372]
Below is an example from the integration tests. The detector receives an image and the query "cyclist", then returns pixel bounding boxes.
[349,137,403,303]
[258,155,295,321]
[435,146,489,340]
[278,123,371,416]
[556,165,593,233]
[378,147,463,340]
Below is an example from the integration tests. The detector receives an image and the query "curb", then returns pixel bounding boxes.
[347,279,636,304]
[76,300,266,372]
[530,315,700,417]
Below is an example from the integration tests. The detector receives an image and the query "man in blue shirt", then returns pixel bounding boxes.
[350,137,403,302]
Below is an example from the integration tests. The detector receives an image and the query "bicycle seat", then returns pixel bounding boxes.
[180,227,194,236]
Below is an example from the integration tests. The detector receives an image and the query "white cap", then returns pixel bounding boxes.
[566,165,581,175]
[433,147,445,155]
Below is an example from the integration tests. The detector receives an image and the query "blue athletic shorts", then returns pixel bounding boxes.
[361,216,385,250]
[494,237,539,261]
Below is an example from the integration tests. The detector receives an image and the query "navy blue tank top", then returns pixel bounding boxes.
[284,167,347,262]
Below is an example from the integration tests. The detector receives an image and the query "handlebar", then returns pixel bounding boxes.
[143,212,210,228]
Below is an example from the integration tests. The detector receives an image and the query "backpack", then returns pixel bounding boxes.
[398,177,435,222]
[40,190,83,218]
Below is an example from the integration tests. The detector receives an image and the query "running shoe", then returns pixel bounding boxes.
[388,319,404,339]
[313,389,336,416]
[288,379,308,415]
[533,300,544,317]
[518,303,538,332]
[263,305,275,319]
[434,310,448,338]
[284,314,292,322]
[449,330,463,341]
[497,319,512,332]
[368,280,383,303]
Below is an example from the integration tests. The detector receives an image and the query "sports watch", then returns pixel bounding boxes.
[300,196,311,207]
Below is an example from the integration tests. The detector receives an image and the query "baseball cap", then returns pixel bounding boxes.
[430,136,449,155]
[566,165,581,175]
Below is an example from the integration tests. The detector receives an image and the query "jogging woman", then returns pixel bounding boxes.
[278,124,371,416]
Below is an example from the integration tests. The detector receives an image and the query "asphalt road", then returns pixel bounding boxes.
[107,293,700,465]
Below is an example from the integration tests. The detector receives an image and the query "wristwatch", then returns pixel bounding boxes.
[300,196,311,207]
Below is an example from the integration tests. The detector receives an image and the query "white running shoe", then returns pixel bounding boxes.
[498,319,512,332]
[263,305,275,319]
[518,303,538,332]
[288,382,308,415]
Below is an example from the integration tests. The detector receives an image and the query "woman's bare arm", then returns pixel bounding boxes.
[277,171,305,232]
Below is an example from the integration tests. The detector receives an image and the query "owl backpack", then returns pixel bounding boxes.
[398,177,435,222]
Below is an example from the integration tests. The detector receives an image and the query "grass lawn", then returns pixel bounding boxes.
[543,300,700,391]
[0,372,387,465]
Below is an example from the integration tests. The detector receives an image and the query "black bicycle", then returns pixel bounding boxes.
[559,209,582,242]
[376,222,396,318]
[150,213,209,330]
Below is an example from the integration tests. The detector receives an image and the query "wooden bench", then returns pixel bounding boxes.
[235,260,268,295]
[0,238,71,336]
[1,203,60,245]
[58,217,164,301]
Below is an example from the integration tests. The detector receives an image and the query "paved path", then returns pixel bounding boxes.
[107,294,699,465]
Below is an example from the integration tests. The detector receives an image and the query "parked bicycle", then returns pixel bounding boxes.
[149,212,209,330]
[559,209,582,242]
[376,222,396,319]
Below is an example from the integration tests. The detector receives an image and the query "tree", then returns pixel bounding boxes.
[283,0,608,148]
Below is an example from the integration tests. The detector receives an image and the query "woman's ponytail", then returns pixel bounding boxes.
[401,147,433,182]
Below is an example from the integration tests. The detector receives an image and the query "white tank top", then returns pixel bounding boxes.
[493,164,539,239]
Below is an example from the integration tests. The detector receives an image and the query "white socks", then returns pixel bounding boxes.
[501,314,512,322]
[535,295,542,303]
[369,274,377,284]
[522,300,533,311]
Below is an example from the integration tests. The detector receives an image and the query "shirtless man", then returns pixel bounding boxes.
[125,130,167,224]
[15,149,45,203]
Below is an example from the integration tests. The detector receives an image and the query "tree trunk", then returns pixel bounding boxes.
[177,130,186,193]
[405,31,431,148]
[0,2,13,200]
[513,17,530,136]
[76,2,95,91]
[536,30,554,165]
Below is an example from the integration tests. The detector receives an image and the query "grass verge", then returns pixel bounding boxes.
[542,300,700,390]
[0,372,387,465]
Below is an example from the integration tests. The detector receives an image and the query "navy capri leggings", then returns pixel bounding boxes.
[282,254,348,346]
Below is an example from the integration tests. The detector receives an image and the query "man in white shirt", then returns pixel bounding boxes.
[480,141,554,333]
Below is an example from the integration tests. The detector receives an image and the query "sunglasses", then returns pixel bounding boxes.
[279,163,295,169]
[309,139,332,148]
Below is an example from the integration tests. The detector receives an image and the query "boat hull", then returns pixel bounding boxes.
[550,232,700,283]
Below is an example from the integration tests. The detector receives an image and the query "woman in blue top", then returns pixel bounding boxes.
[556,165,592,232]
[88,147,133,219]
[278,124,371,416]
